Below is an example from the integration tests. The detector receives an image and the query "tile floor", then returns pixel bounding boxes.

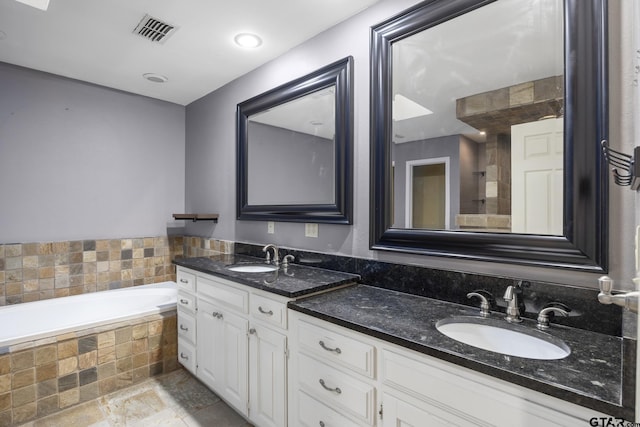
[18,369,253,427]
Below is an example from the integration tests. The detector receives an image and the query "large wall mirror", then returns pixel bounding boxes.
[370,0,608,270]
[237,57,353,223]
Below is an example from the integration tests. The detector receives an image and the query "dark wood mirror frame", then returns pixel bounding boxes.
[237,56,354,224]
[370,0,608,271]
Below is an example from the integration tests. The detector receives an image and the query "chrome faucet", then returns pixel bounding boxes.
[503,281,526,323]
[598,276,639,313]
[466,290,493,318]
[282,254,294,268]
[262,244,280,265]
[536,305,569,330]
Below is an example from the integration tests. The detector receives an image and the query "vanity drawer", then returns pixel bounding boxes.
[197,276,249,314]
[177,292,196,314]
[298,353,376,425]
[297,390,362,427]
[178,338,196,374]
[177,311,196,344]
[176,268,196,292]
[250,293,287,329]
[298,319,375,378]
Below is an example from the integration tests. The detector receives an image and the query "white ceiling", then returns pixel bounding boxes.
[250,86,335,139]
[0,0,380,105]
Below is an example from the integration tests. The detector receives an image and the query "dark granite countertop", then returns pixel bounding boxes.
[173,255,359,298]
[289,284,629,419]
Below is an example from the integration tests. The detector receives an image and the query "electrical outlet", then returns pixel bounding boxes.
[267,221,275,234]
[305,223,318,238]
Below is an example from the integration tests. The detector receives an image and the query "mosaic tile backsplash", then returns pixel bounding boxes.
[0,236,233,306]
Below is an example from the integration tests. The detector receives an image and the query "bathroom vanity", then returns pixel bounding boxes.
[174,255,358,427]
[173,254,629,425]
[288,285,624,426]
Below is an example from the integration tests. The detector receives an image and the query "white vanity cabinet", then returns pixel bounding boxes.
[176,267,289,427]
[380,347,612,427]
[197,296,249,415]
[249,317,287,427]
[176,268,197,374]
[289,314,378,426]
[289,310,610,427]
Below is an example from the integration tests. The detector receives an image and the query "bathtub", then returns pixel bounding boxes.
[0,281,177,348]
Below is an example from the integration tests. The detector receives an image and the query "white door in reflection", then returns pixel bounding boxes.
[406,157,450,229]
[511,118,564,235]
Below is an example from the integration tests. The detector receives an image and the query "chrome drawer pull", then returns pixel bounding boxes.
[179,278,189,283]
[319,340,341,354]
[180,352,189,360]
[179,299,189,304]
[212,312,223,319]
[258,306,274,316]
[249,328,256,335]
[319,379,341,394]
[179,324,188,331]
[319,422,325,427]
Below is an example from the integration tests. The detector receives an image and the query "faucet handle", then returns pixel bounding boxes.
[598,275,614,294]
[536,305,570,330]
[467,290,493,318]
[502,285,514,301]
[282,254,295,267]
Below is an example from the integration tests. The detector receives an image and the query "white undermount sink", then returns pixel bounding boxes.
[436,316,571,360]
[225,263,279,273]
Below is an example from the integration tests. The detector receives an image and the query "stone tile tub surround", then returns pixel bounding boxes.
[0,236,233,307]
[0,312,179,426]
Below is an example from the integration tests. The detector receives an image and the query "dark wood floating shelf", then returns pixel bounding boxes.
[172,214,219,223]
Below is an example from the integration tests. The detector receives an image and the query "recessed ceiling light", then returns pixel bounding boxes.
[143,73,168,83]
[234,33,262,49]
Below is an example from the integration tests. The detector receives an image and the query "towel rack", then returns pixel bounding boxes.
[172,214,219,223]
[600,140,640,190]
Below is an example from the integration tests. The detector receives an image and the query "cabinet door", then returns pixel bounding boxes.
[196,299,225,392]
[249,323,287,427]
[221,309,249,416]
[383,393,478,427]
[197,299,249,416]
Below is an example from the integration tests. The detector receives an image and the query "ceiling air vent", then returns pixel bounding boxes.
[133,14,176,44]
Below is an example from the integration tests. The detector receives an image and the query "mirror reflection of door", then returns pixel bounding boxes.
[511,118,564,235]
[406,158,450,229]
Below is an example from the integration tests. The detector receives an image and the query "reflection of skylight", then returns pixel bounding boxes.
[15,0,50,10]
[393,94,433,121]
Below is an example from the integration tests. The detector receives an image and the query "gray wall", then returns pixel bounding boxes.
[185,0,636,290]
[458,136,481,214]
[0,63,186,243]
